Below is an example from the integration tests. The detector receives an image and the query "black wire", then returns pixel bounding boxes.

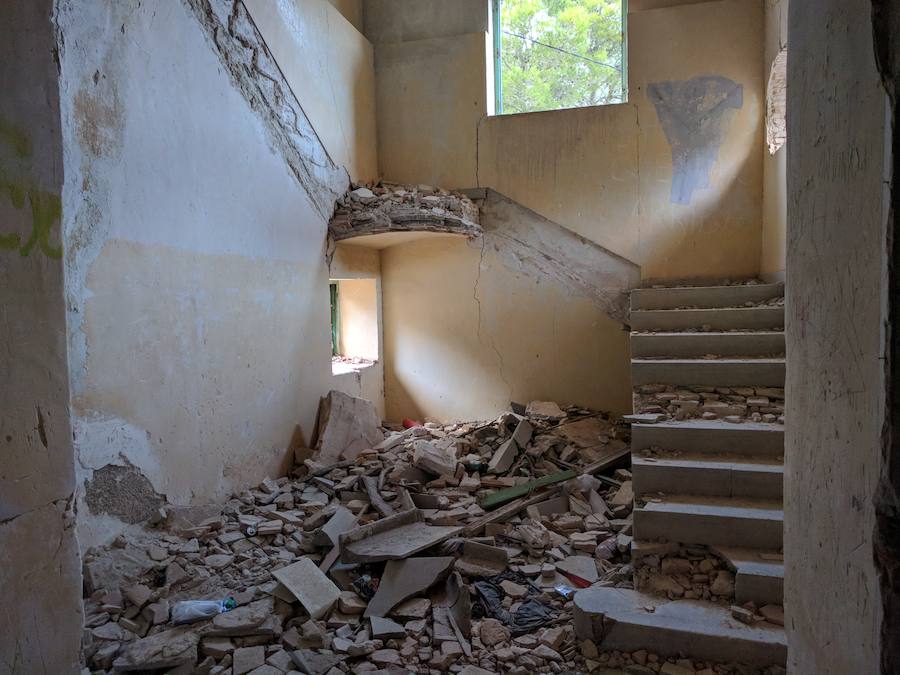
[502,28,622,73]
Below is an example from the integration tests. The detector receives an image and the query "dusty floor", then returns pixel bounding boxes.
[80,402,785,675]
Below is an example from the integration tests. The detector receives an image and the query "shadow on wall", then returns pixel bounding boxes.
[648,75,744,206]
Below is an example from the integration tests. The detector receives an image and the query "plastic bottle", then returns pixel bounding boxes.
[171,597,237,625]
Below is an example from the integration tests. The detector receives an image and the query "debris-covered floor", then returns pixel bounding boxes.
[81,397,784,675]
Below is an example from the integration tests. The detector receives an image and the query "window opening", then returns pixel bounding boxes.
[493,0,627,115]
[329,278,379,375]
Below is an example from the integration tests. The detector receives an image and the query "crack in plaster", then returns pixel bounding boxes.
[183,0,348,220]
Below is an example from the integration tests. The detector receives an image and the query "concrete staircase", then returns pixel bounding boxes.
[574,282,787,666]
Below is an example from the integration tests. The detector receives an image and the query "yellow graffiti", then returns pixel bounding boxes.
[0,118,63,259]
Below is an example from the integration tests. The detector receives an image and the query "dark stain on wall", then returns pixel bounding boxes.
[648,75,743,205]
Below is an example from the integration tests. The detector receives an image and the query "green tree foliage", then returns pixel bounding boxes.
[499,0,625,114]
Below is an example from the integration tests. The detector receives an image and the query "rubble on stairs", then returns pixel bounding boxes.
[583,646,787,675]
[80,399,638,674]
[633,385,785,424]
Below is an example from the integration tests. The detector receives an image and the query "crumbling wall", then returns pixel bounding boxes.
[784,0,887,670]
[0,1,83,671]
[56,0,353,548]
[380,194,636,422]
[369,0,765,281]
[761,0,788,282]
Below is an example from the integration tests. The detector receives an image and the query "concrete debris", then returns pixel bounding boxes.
[329,181,482,243]
[593,647,788,675]
[365,556,455,617]
[634,384,786,424]
[272,558,340,619]
[81,402,643,674]
[315,390,384,464]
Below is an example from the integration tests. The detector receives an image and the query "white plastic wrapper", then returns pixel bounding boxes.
[171,598,234,625]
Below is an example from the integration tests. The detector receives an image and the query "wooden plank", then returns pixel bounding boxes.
[480,470,577,510]
[461,488,561,537]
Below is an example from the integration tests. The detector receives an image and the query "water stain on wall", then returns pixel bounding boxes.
[648,75,743,205]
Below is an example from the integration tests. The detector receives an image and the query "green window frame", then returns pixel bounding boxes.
[329,282,339,356]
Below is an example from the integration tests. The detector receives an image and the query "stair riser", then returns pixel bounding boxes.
[632,361,785,387]
[632,425,784,458]
[736,572,784,606]
[630,307,784,332]
[633,463,783,500]
[631,284,784,310]
[634,510,783,549]
[573,593,787,666]
[631,332,785,358]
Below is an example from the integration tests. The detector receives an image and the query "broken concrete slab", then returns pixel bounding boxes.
[454,541,508,577]
[312,506,357,548]
[289,649,343,675]
[556,555,599,584]
[339,509,461,564]
[315,390,384,464]
[365,556,455,617]
[112,626,199,671]
[573,587,787,666]
[370,616,406,640]
[273,558,340,619]
[511,419,534,446]
[233,645,265,675]
[209,598,274,636]
[413,439,458,476]
[487,439,518,475]
[555,417,612,448]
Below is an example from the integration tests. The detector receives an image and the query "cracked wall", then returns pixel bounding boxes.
[0,1,83,672]
[371,0,765,281]
[56,0,373,549]
[380,193,636,422]
[785,0,888,670]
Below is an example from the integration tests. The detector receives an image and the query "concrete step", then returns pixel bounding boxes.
[631,357,785,387]
[631,283,784,311]
[630,330,785,358]
[573,587,787,666]
[630,306,784,332]
[632,420,784,458]
[713,546,785,606]
[633,455,783,499]
[634,495,783,549]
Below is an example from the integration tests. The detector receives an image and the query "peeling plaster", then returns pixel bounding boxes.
[648,75,743,205]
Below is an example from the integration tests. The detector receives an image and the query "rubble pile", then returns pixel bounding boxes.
[329,182,481,243]
[81,396,637,674]
[585,648,786,675]
[633,547,736,603]
[632,385,785,424]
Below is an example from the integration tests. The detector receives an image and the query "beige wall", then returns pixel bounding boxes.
[328,0,363,33]
[382,235,632,423]
[785,0,887,670]
[246,0,377,182]
[59,0,361,548]
[371,0,765,280]
[760,0,787,281]
[337,279,379,360]
[330,244,385,418]
[0,1,83,670]
[374,31,490,189]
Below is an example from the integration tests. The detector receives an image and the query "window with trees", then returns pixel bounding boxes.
[493,0,627,115]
